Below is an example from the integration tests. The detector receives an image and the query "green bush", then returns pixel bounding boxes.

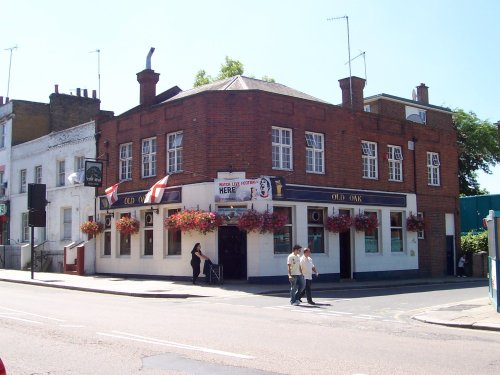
[460,231,488,254]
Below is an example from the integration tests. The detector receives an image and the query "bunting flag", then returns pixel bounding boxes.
[105,183,120,206]
[144,175,169,204]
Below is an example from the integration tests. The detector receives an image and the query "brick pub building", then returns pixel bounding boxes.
[95,58,459,282]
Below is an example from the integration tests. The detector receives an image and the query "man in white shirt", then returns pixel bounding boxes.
[300,248,319,305]
[287,245,305,305]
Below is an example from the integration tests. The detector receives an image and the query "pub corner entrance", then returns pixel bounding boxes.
[218,225,247,280]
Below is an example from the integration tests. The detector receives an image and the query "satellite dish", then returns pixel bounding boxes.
[412,89,417,101]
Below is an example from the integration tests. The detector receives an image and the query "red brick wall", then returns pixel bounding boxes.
[97,89,459,276]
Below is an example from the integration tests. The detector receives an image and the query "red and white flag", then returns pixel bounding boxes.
[105,183,120,206]
[144,176,169,204]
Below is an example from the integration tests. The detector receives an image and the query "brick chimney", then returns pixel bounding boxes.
[137,47,159,106]
[339,76,366,111]
[416,83,429,104]
[137,69,160,106]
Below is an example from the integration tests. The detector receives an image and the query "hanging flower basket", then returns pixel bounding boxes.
[115,216,140,235]
[406,213,425,232]
[165,210,223,235]
[354,213,379,232]
[261,210,288,233]
[326,214,353,233]
[237,209,264,233]
[80,220,104,236]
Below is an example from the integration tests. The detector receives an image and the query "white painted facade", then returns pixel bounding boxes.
[10,121,96,250]
[96,174,419,281]
[0,102,14,218]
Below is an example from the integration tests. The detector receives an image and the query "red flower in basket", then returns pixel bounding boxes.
[261,210,288,233]
[237,209,264,233]
[326,214,353,233]
[406,213,425,232]
[354,213,379,232]
[165,210,223,235]
[80,220,104,236]
[115,216,140,235]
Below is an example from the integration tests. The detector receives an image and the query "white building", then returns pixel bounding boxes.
[10,121,97,251]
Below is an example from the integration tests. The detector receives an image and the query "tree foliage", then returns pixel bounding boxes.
[193,56,274,87]
[454,109,500,196]
[461,231,488,254]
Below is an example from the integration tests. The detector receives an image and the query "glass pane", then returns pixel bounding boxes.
[390,212,402,227]
[391,229,403,252]
[144,230,154,256]
[274,227,292,254]
[120,233,131,255]
[307,226,324,253]
[104,232,111,256]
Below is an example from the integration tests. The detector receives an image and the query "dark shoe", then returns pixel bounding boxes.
[308,301,316,305]
[298,299,303,303]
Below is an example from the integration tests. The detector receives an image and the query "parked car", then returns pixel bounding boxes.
[0,357,5,375]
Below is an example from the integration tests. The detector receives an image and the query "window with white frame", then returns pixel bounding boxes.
[167,208,182,255]
[20,169,27,193]
[307,207,325,253]
[417,212,425,239]
[405,106,427,124]
[35,165,42,184]
[0,123,5,148]
[272,127,292,170]
[364,211,379,253]
[144,211,154,256]
[142,137,157,178]
[273,206,293,254]
[103,214,112,256]
[388,145,403,182]
[22,212,29,242]
[305,132,324,173]
[390,211,404,252]
[119,143,132,181]
[57,160,65,187]
[62,208,72,240]
[75,156,85,173]
[119,213,131,256]
[362,141,378,179]
[167,132,183,173]
[427,152,440,186]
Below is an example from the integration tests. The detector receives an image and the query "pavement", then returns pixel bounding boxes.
[1,269,499,332]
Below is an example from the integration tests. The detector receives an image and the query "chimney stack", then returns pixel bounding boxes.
[137,47,160,106]
[92,90,97,99]
[54,84,59,94]
[83,89,88,98]
[338,76,366,111]
[76,88,81,97]
[416,83,429,104]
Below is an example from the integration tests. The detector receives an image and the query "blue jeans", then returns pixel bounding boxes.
[290,275,305,304]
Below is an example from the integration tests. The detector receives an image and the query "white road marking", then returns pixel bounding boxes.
[353,315,374,320]
[358,314,384,319]
[96,330,254,359]
[59,324,86,328]
[0,315,43,324]
[0,306,65,322]
[329,311,353,315]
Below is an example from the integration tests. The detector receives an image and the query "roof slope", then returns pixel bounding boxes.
[164,75,327,104]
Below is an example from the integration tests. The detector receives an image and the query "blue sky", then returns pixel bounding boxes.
[2,0,499,193]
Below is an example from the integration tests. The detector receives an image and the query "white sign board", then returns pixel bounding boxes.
[215,177,272,202]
